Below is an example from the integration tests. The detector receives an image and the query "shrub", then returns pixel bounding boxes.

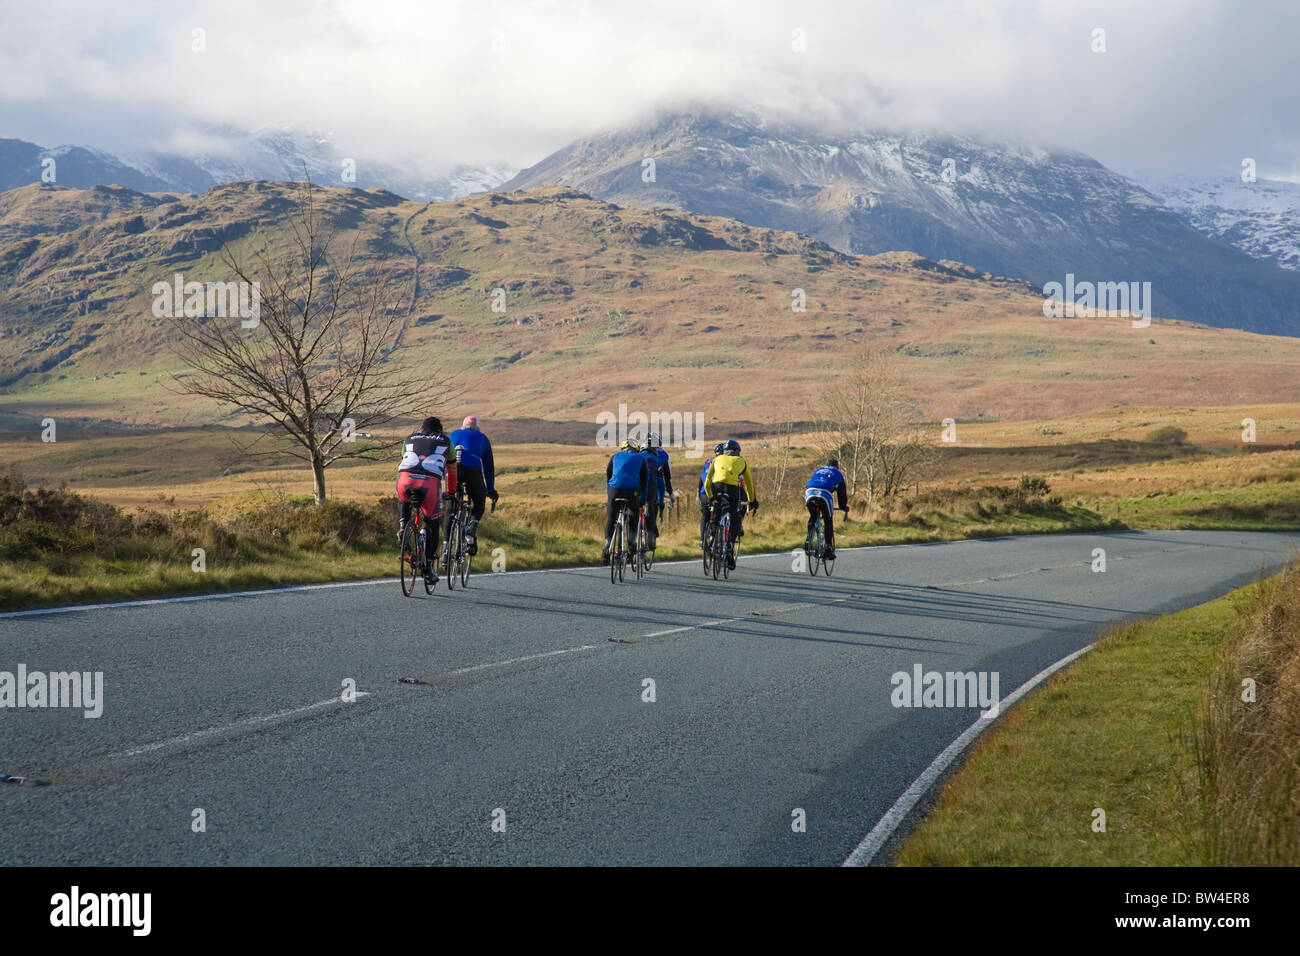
[1146,425,1188,444]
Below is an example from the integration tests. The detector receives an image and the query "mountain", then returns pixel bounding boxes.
[0,129,515,203]
[5,180,1300,431]
[502,110,1300,336]
[1131,172,1300,273]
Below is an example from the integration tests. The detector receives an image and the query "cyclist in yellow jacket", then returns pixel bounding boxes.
[703,439,758,570]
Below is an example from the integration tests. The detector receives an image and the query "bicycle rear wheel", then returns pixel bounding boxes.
[611,509,624,584]
[823,541,836,576]
[400,521,419,596]
[458,517,471,587]
[809,517,822,576]
[712,523,724,580]
[635,517,646,579]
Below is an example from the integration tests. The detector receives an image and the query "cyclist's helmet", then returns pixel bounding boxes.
[724,439,741,454]
[421,416,442,434]
[713,442,725,455]
[619,438,641,452]
[827,457,839,468]
[646,431,661,449]
[462,415,480,430]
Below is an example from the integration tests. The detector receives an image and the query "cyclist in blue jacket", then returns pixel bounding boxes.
[449,414,498,555]
[603,438,649,566]
[805,458,849,560]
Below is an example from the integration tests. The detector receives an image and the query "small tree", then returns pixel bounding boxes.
[169,181,454,504]
[816,347,932,503]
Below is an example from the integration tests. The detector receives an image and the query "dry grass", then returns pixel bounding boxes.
[1194,566,1300,865]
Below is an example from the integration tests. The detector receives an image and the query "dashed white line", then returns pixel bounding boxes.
[109,692,372,760]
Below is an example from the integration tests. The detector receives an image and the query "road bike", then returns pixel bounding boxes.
[637,504,652,575]
[610,497,634,584]
[441,489,468,589]
[399,494,435,597]
[705,491,734,581]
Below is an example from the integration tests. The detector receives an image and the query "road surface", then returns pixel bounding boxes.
[2,530,1296,865]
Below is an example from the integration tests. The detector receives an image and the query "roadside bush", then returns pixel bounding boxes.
[1146,425,1188,444]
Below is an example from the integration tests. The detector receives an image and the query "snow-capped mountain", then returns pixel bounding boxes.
[0,128,515,203]
[503,109,1300,335]
[1130,172,1300,272]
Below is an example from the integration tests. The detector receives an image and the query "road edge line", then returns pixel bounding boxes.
[841,642,1094,867]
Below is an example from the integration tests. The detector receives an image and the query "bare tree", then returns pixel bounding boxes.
[768,415,798,501]
[816,347,933,503]
[168,180,453,504]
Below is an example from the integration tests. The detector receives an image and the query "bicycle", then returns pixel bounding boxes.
[441,490,467,590]
[638,504,652,574]
[706,491,733,581]
[399,493,435,597]
[806,508,825,576]
[610,497,632,584]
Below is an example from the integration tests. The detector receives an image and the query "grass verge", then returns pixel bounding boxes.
[896,567,1300,865]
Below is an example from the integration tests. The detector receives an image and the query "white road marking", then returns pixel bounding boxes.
[109,692,371,760]
[841,644,1094,866]
[440,644,604,677]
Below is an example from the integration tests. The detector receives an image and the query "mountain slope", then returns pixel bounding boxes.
[1133,172,1300,273]
[1,130,515,203]
[502,111,1300,336]
[4,181,1300,430]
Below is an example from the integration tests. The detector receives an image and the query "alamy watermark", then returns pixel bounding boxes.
[890,664,1000,718]
[151,272,260,328]
[1,665,103,718]
[596,403,706,457]
[1042,273,1152,328]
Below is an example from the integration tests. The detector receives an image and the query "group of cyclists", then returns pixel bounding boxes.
[395,414,851,587]
[396,414,497,585]
[600,432,851,576]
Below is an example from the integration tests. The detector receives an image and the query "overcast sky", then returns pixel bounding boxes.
[2,0,1297,180]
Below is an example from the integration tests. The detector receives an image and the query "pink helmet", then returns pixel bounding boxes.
[462,415,480,430]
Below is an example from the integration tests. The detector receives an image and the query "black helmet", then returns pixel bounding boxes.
[724,439,740,454]
[713,442,725,455]
[421,416,442,435]
[827,458,839,468]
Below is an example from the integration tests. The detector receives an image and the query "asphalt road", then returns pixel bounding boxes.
[3,530,1298,866]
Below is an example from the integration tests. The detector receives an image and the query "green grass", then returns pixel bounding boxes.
[896,580,1261,865]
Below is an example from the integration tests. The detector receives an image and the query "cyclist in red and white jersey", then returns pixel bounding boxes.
[396,416,458,583]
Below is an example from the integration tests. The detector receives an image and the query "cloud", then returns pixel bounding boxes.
[1,0,1297,178]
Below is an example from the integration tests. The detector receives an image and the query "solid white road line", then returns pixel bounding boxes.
[841,644,1095,867]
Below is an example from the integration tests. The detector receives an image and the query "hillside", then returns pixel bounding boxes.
[502,110,1300,336]
[4,180,1300,430]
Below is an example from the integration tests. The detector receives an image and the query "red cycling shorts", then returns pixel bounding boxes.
[396,472,443,519]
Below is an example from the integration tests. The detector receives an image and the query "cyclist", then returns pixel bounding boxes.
[448,414,498,556]
[638,434,665,554]
[647,431,674,517]
[397,416,458,584]
[603,437,649,566]
[703,439,757,570]
[697,442,724,547]
[805,457,849,560]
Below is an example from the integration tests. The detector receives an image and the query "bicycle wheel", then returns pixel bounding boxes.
[642,514,654,572]
[822,538,836,576]
[702,520,714,575]
[611,508,624,584]
[635,516,646,579]
[458,516,471,587]
[441,512,456,590]
[721,521,731,580]
[808,516,822,576]
[711,522,724,580]
[400,521,419,596]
